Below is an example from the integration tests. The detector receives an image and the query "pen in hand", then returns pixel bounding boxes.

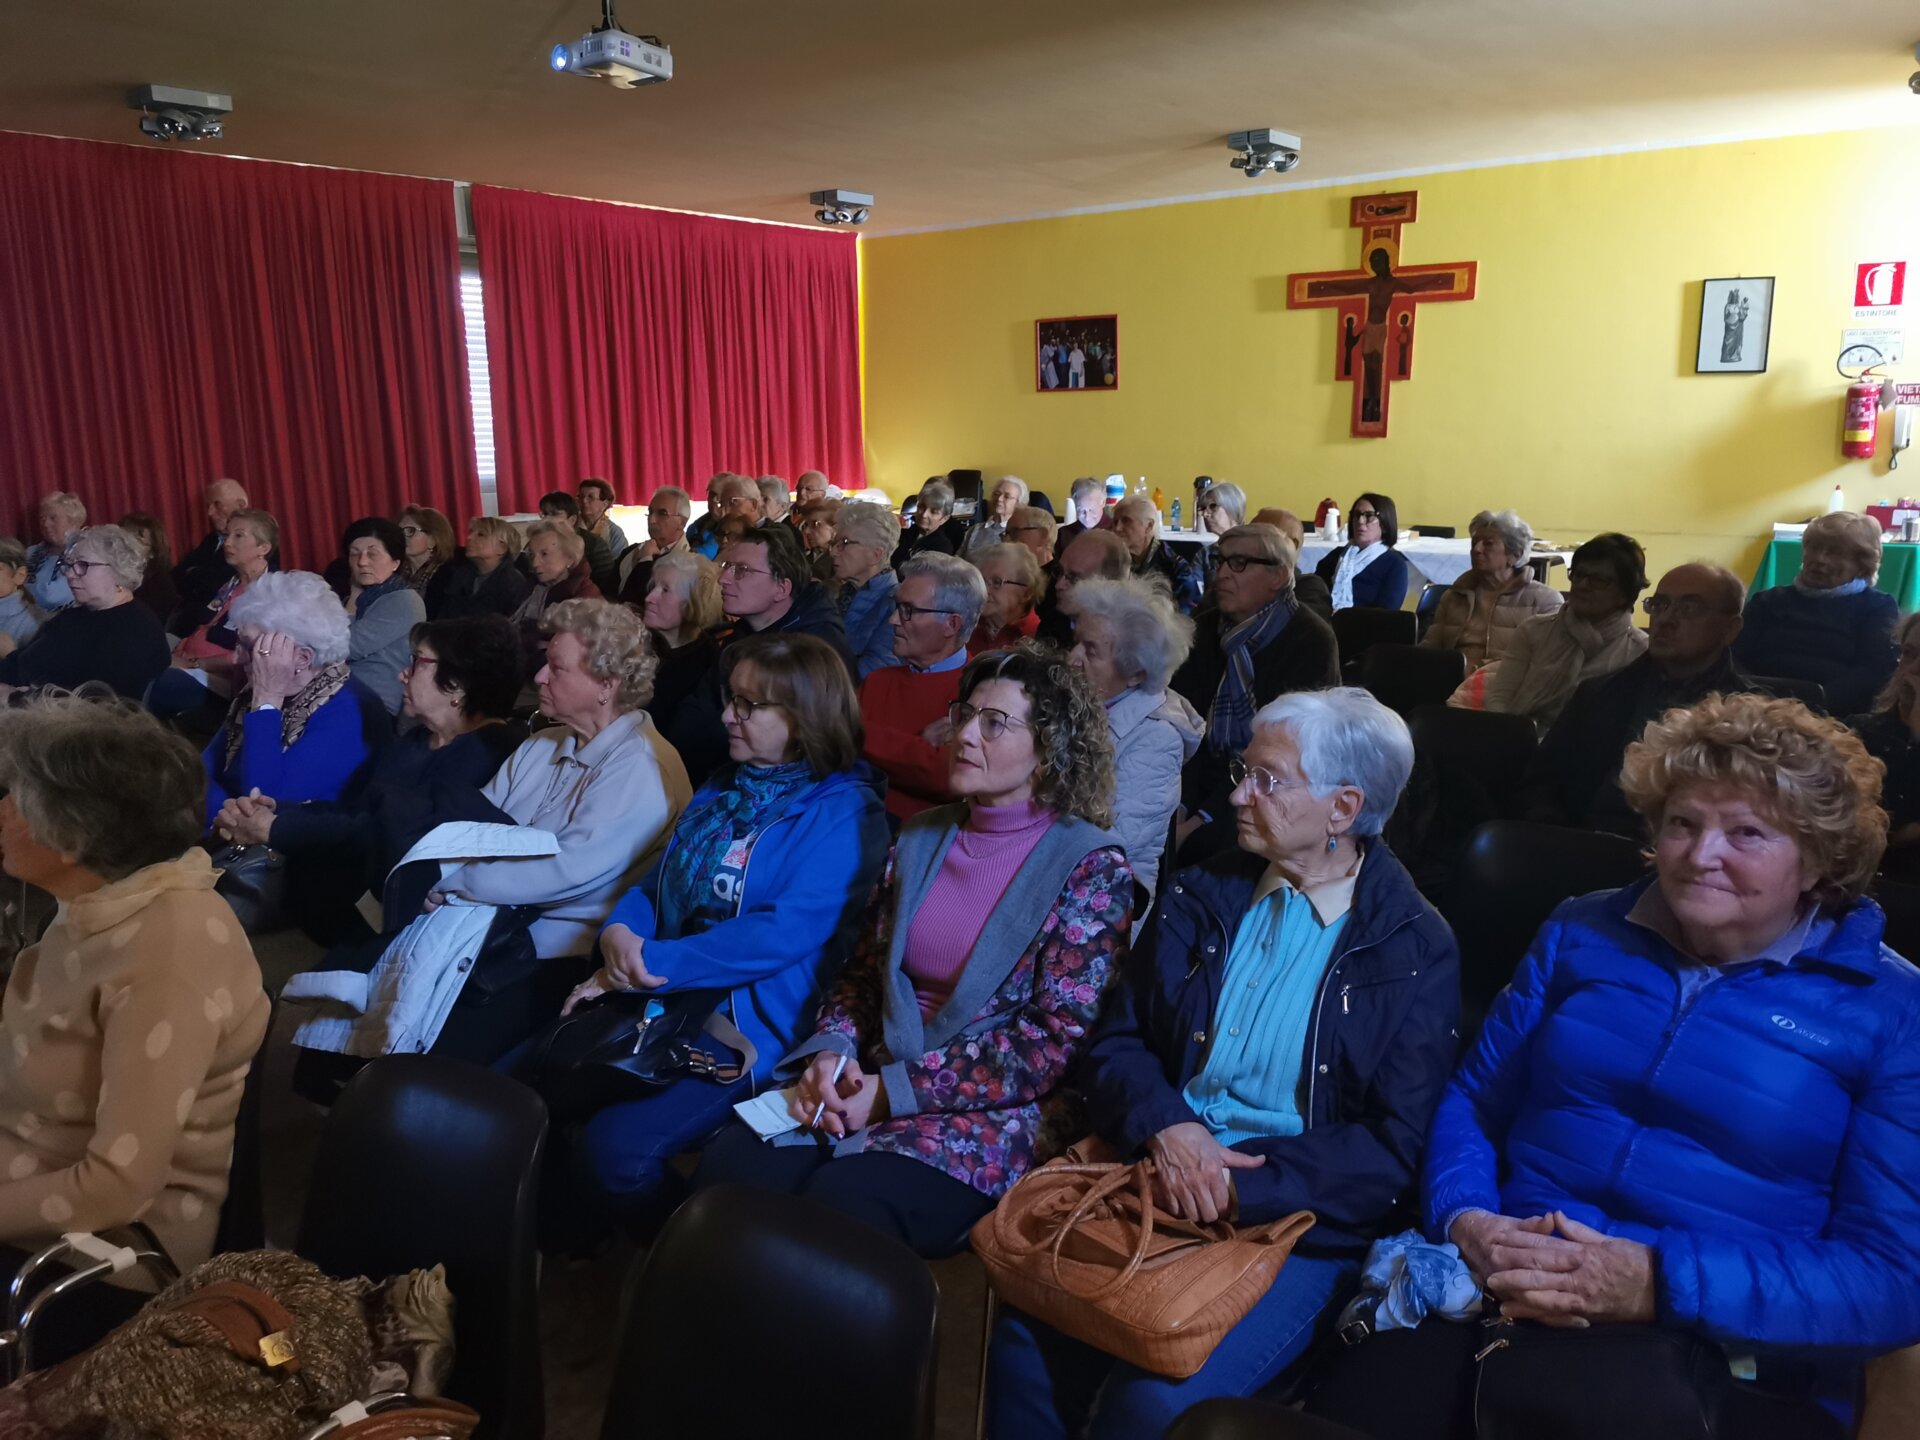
[809,1054,851,1131]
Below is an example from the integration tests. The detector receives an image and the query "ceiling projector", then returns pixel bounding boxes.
[551,3,672,89]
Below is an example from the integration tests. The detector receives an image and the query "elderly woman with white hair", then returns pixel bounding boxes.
[25,491,86,611]
[833,501,903,679]
[989,687,1460,1439]
[0,524,170,701]
[1420,508,1560,671]
[968,541,1046,654]
[202,571,370,830]
[1068,575,1203,915]
[895,479,961,567]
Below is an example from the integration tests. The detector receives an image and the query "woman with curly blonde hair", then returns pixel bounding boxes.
[1313,691,1920,1440]
[693,642,1132,1254]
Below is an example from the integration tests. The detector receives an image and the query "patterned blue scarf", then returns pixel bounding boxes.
[1208,594,1295,753]
[657,760,815,939]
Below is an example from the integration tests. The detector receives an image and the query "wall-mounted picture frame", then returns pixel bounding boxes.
[1695,277,1774,374]
[1036,315,1118,392]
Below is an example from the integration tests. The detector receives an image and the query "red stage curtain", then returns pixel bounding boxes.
[0,132,477,571]
[471,186,863,513]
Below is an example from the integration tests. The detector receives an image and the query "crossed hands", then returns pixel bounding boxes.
[1450,1209,1656,1328]
[214,788,277,846]
[560,923,668,1016]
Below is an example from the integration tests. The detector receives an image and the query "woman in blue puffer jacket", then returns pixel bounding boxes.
[1311,692,1920,1440]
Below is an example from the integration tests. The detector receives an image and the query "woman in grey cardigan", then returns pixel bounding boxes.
[341,517,427,716]
[693,644,1133,1254]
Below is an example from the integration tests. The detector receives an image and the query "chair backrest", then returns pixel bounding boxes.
[1413,582,1446,639]
[1356,643,1466,716]
[1407,705,1538,816]
[1871,878,1920,962]
[600,1184,940,1440]
[1746,673,1831,715]
[1169,1398,1370,1440]
[1444,820,1648,1028]
[1331,606,1417,667]
[211,996,274,1256]
[1406,524,1455,539]
[297,1055,548,1440]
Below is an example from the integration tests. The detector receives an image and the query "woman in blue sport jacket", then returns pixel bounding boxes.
[987,688,1460,1440]
[1311,692,1920,1440]
[556,632,889,1240]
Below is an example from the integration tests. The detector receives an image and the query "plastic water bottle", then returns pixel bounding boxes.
[1827,483,1846,514]
[1324,505,1341,541]
[1171,498,1183,530]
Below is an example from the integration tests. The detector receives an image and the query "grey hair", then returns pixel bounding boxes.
[229,570,352,666]
[0,538,26,572]
[993,475,1031,506]
[1069,477,1104,503]
[1069,575,1196,693]
[901,551,987,633]
[544,597,658,711]
[1252,687,1414,838]
[757,475,791,520]
[39,491,86,527]
[525,518,586,564]
[835,501,898,557]
[918,480,955,517]
[651,550,723,631]
[1202,483,1248,527]
[975,541,1047,605]
[1218,522,1297,575]
[1471,509,1534,568]
[72,524,149,592]
[1113,496,1159,536]
[652,485,692,518]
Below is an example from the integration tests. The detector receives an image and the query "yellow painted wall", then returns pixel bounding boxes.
[859,127,1920,587]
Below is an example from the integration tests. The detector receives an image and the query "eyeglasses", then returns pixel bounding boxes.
[1216,553,1279,574]
[723,689,782,719]
[403,653,439,674]
[1228,757,1312,798]
[949,701,1030,741]
[1643,596,1733,621]
[831,536,868,551]
[985,577,1031,591]
[55,557,97,577]
[398,524,423,537]
[719,560,770,578]
[894,599,958,621]
[1350,509,1380,521]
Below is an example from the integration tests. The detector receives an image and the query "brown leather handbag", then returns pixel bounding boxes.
[971,1157,1316,1378]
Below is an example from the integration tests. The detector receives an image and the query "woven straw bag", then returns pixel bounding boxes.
[971,1157,1315,1378]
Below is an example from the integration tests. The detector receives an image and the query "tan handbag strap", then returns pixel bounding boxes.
[992,1163,1130,1260]
[168,1280,302,1372]
[1047,1161,1158,1301]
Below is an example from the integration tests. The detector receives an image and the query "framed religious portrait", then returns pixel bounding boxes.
[1036,315,1118,392]
[1695,277,1774,374]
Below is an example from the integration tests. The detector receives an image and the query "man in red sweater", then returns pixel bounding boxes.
[860,552,987,822]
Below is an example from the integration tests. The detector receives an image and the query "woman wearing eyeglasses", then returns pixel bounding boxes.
[989,686,1457,1438]
[1314,492,1411,612]
[693,644,1132,1256]
[396,505,458,617]
[0,525,170,703]
[550,633,889,1242]
[968,542,1045,655]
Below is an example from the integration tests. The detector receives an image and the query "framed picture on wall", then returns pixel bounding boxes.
[1695,277,1774,374]
[1036,315,1118,392]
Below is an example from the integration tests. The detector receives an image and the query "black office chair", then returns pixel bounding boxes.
[599,1184,940,1440]
[1169,1398,1369,1440]
[1405,523,1455,539]
[1871,877,1920,960]
[297,1055,548,1440]
[1331,607,1416,673]
[1356,644,1465,716]
[1443,820,1647,1033]
[1413,582,1446,640]
[1746,673,1831,715]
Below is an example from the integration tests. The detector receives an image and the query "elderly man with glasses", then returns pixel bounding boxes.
[858,553,987,823]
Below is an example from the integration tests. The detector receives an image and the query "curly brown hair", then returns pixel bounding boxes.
[1620,691,1888,908]
[959,641,1115,828]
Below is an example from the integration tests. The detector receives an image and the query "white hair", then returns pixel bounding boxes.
[72,524,149,592]
[1069,477,1104,502]
[229,571,352,666]
[1471,509,1534,568]
[1252,687,1414,838]
[1069,575,1195,693]
[994,475,1031,506]
[1202,483,1248,527]
[836,501,898,556]
[652,485,692,518]
[900,552,987,633]
[918,481,955,517]
[39,491,86,527]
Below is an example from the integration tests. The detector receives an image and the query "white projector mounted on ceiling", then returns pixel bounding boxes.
[551,2,672,89]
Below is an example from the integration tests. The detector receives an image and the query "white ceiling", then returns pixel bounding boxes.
[1,0,1917,233]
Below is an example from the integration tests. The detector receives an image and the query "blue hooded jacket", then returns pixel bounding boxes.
[1424,879,1920,1415]
[1083,840,1460,1251]
[601,762,889,1082]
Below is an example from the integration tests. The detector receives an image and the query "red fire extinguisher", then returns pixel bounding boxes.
[1845,378,1885,460]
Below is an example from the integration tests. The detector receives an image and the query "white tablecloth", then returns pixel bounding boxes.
[1296,538,1572,590]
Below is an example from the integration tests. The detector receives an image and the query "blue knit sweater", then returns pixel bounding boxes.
[1732,582,1898,716]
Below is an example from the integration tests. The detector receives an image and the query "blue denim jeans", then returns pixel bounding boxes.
[571,1074,756,1237]
[986,1250,1358,1440]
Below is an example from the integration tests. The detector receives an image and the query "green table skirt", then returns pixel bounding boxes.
[1751,538,1920,613]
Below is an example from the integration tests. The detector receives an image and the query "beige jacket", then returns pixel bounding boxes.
[0,850,268,1268]
[1474,607,1648,730]
[1422,570,1563,671]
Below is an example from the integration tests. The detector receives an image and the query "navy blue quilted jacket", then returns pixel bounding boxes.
[1425,879,1920,1408]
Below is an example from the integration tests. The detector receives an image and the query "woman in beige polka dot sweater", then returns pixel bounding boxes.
[0,696,267,1270]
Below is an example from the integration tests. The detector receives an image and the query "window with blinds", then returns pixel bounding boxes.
[458,256,498,515]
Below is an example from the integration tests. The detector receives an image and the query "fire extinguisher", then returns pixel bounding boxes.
[1845,378,1886,460]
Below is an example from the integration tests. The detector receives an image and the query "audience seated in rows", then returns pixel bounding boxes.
[993,688,1457,1436]
[1251,508,1334,624]
[616,485,692,606]
[0,539,42,652]
[1067,575,1201,919]
[968,542,1045,654]
[552,633,890,1241]
[398,504,457,615]
[1311,693,1920,1439]
[1036,527,1129,648]
[1735,509,1899,717]
[1469,531,1647,728]
[1420,508,1560,672]
[694,644,1133,1254]
[1520,561,1751,837]
[202,571,370,831]
[513,518,601,681]
[0,696,269,1272]
[1850,611,1920,877]
[1113,496,1202,614]
[213,614,527,945]
[1316,491,1411,612]
[341,517,426,718]
[1172,524,1339,860]
[833,501,903,680]
[0,525,169,702]
[437,514,531,621]
[25,491,85,611]
[894,479,960,567]
[859,552,985,823]
[962,475,1028,559]
[118,512,178,624]
[577,477,627,557]
[538,491,619,594]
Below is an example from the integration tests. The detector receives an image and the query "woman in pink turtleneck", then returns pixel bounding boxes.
[693,644,1134,1255]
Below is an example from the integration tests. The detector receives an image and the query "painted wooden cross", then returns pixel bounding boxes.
[1287,192,1477,438]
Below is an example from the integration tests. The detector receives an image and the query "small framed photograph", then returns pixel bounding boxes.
[1036,315,1118,392]
[1696,278,1774,374]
